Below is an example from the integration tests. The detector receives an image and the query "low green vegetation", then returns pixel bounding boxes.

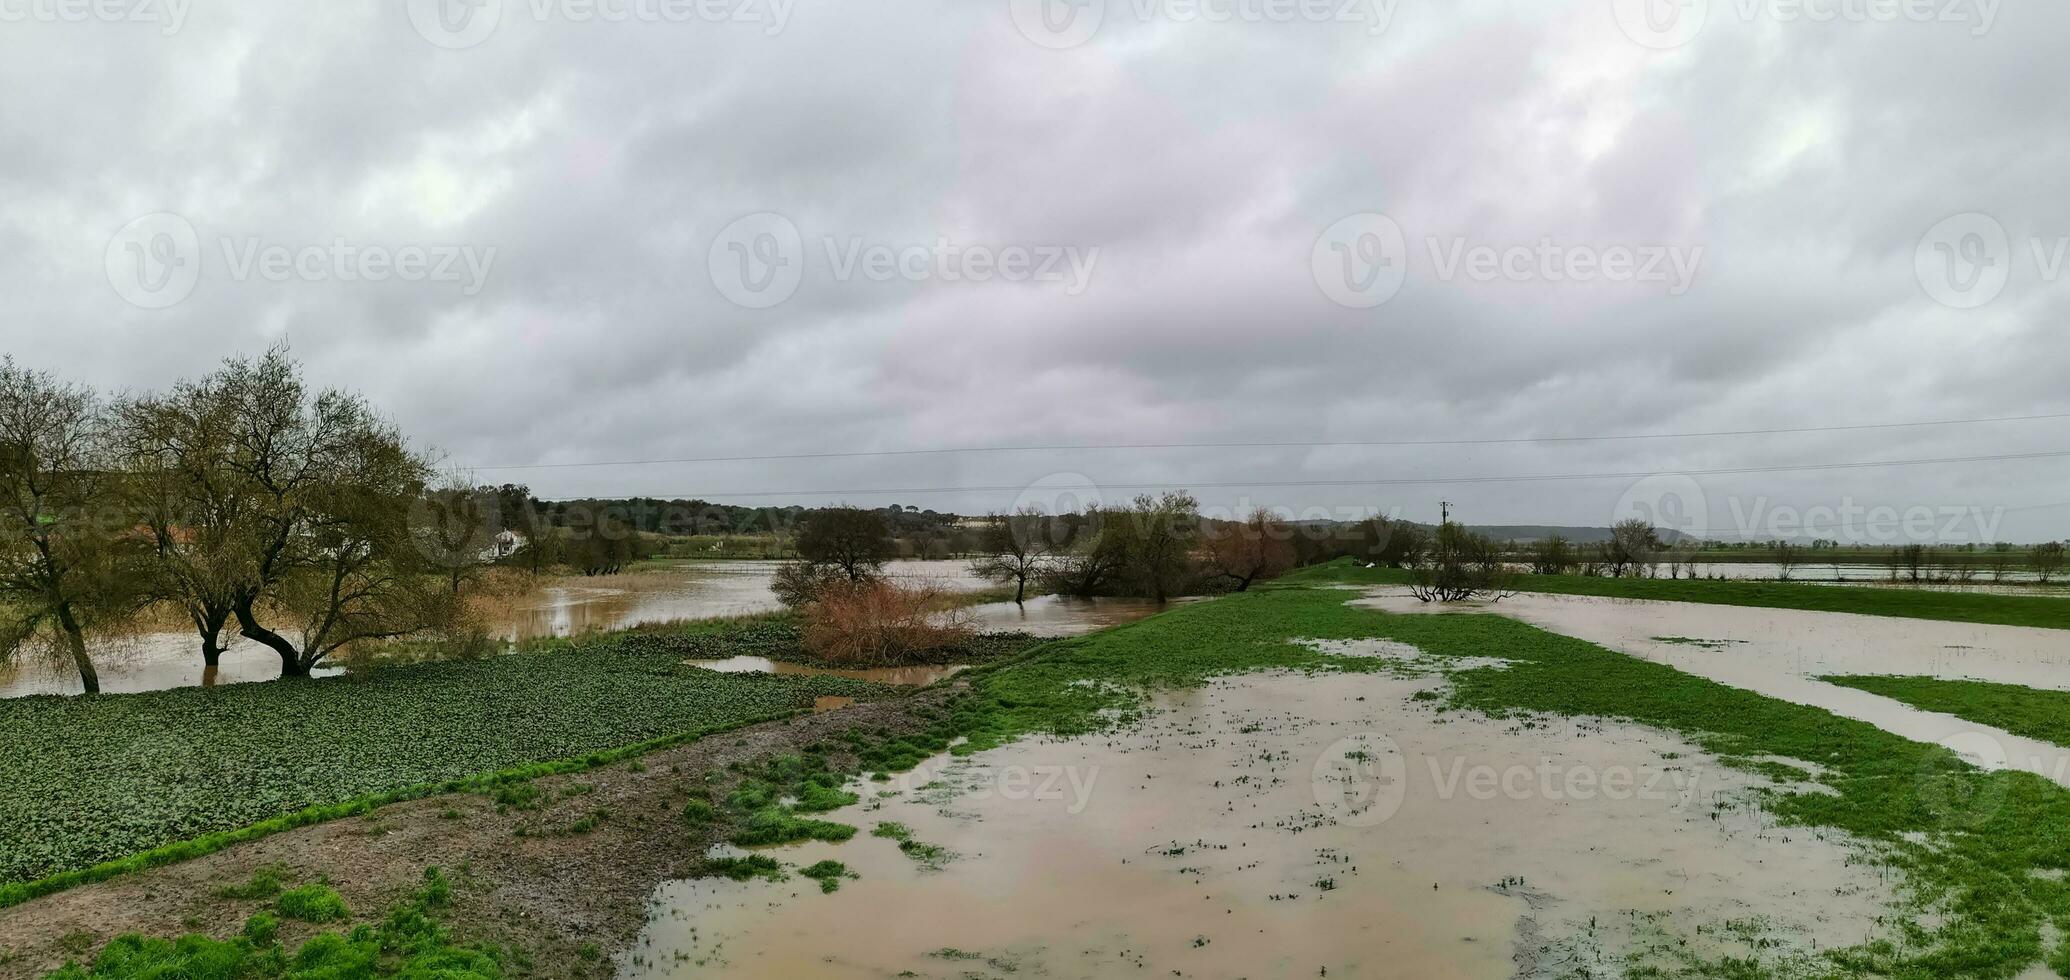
[42,869,495,979]
[1286,558,2070,630]
[274,884,349,923]
[1824,675,2070,749]
[0,620,888,901]
[798,860,856,893]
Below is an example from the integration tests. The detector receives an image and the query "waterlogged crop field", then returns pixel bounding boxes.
[0,624,891,892]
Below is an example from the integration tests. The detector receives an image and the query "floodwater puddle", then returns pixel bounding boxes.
[1357,590,2070,784]
[623,670,1898,978]
[1,562,1180,698]
[685,656,966,687]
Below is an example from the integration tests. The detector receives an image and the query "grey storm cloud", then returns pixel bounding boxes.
[1,0,2066,541]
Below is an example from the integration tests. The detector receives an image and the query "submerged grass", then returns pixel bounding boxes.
[1283,558,2070,630]
[1823,675,2070,750]
[935,577,2070,977]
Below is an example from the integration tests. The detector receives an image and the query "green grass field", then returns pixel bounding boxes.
[1285,559,2070,630]
[1825,675,2070,750]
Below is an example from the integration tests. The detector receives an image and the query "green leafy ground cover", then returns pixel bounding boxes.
[1285,558,2070,630]
[1824,675,2070,750]
[0,621,890,896]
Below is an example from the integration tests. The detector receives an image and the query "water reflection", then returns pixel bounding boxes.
[0,561,1167,699]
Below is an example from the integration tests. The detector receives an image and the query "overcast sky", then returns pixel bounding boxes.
[3,0,2065,543]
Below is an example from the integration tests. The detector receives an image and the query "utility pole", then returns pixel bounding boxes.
[1440,500,1452,526]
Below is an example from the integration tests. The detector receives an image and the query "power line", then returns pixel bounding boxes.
[465,411,2070,472]
[553,448,2070,499]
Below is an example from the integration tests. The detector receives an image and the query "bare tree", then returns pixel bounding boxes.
[0,361,141,694]
[1202,509,1295,592]
[162,348,445,678]
[1409,522,1514,602]
[113,387,244,666]
[1599,519,1659,578]
[2035,542,2067,585]
[1529,535,1575,575]
[968,507,1052,604]
[411,474,506,596]
[1772,542,1800,581]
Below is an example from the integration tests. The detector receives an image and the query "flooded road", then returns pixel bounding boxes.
[0,561,1166,698]
[1358,589,2070,784]
[625,670,1896,978]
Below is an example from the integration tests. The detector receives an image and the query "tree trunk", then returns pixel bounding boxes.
[55,602,99,695]
[192,603,231,668]
[233,595,307,678]
[1013,575,1027,605]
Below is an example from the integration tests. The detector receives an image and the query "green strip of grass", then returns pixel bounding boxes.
[1282,558,2070,630]
[945,585,2070,976]
[1824,675,2070,750]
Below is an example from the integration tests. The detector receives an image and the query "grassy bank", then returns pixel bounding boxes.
[1285,558,2070,630]
[1825,675,2070,750]
[0,620,896,897]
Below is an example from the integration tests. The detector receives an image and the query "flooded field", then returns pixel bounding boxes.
[624,669,1898,979]
[1358,590,2070,784]
[0,561,1165,699]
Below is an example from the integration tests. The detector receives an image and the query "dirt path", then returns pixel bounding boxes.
[0,687,955,979]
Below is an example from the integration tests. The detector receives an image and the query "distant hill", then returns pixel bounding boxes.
[1467,525,1690,545]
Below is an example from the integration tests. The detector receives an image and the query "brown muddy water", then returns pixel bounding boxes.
[1358,590,2070,787]
[623,669,1900,979]
[0,561,1167,699]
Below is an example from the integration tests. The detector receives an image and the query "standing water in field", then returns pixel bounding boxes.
[1357,590,2070,785]
[0,561,1160,699]
[623,670,1897,978]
